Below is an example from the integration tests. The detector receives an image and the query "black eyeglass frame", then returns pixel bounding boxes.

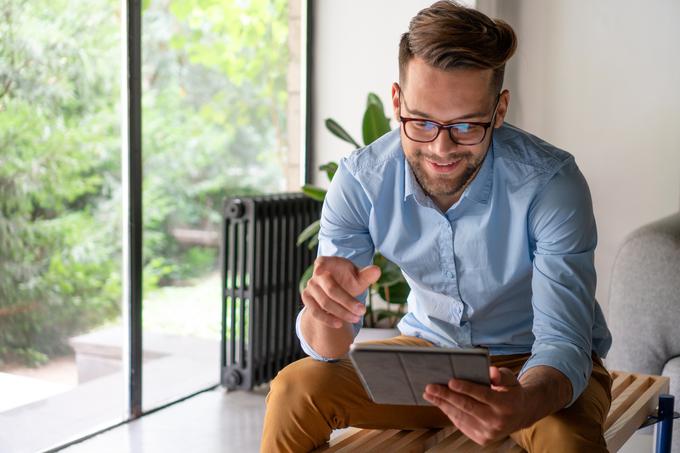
[398,91,501,146]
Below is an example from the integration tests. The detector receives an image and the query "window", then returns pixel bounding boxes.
[0,0,305,449]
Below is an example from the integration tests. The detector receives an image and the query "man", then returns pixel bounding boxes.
[262,2,612,452]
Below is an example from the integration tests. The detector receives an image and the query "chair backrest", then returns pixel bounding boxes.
[607,211,680,375]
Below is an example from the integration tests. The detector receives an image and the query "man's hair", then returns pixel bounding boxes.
[399,1,517,94]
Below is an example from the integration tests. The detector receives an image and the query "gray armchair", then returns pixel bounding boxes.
[607,212,680,452]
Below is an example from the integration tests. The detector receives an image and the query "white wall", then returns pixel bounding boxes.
[311,0,435,179]
[312,0,680,314]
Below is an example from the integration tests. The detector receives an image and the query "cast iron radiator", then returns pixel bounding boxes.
[220,193,321,390]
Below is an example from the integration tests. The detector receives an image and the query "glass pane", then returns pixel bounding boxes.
[141,0,292,409]
[0,0,125,450]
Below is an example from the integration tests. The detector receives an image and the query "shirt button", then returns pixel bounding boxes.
[445,271,454,279]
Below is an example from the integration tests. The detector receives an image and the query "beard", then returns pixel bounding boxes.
[406,148,485,199]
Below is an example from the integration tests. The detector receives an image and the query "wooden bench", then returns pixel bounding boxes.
[315,371,671,453]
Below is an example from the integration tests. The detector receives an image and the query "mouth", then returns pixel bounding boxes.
[427,158,463,173]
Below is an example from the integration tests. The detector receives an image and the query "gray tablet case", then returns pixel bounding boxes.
[349,344,490,406]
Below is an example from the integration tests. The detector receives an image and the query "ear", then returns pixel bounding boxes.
[494,89,510,128]
[391,82,401,122]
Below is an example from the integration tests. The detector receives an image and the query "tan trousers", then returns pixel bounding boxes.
[261,335,612,453]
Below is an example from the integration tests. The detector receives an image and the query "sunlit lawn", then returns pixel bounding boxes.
[142,271,222,340]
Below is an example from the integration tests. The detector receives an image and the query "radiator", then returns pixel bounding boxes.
[220,193,322,390]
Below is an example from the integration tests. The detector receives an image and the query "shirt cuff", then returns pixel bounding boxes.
[518,341,592,407]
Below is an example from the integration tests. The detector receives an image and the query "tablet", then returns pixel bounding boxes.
[349,344,490,406]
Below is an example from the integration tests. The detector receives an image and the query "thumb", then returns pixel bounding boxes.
[489,366,518,388]
[356,264,381,290]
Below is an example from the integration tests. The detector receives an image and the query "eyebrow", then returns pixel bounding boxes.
[402,96,489,123]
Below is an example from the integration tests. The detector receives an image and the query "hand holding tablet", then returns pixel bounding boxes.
[349,344,490,406]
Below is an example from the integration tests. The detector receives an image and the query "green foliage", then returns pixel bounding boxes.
[325,119,361,148]
[296,220,320,247]
[140,0,288,284]
[0,0,290,364]
[301,184,326,202]
[0,0,123,365]
[297,93,410,328]
[362,93,391,146]
[318,162,338,181]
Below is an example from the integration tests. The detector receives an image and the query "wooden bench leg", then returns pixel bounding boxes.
[655,394,675,453]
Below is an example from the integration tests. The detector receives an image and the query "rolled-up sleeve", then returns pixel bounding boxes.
[520,159,597,406]
[295,158,375,361]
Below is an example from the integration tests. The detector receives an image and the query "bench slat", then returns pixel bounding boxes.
[605,374,669,452]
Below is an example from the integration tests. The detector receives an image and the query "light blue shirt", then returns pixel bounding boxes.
[296,124,612,405]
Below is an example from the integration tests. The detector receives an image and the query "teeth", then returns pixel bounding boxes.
[434,159,461,166]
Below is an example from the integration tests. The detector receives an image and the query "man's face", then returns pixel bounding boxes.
[392,58,509,210]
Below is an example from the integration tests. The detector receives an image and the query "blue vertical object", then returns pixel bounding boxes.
[655,394,674,453]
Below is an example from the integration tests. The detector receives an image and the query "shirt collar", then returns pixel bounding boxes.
[464,139,494,205]
[403,156,429,206]
[402,138,495,206]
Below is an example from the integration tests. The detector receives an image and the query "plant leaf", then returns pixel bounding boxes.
[319,162,338,181]
[362,103,391,145]
[325,118,361,148]
[296,220,320,246]
[378,280,410,305]
[367,92,384,110]
[299,265,314,294]
[373,254,403,287]
[307,234,319,250]
[302,184,326,202]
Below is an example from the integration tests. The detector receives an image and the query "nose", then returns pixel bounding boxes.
[430,128,458,156]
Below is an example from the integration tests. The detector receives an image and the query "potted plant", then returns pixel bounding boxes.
[297,94,409,328]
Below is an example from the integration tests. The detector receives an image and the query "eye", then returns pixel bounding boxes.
[451,123,472,134]
[413,120,437,131]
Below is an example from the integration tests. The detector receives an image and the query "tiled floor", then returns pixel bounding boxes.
[59,386,269,453]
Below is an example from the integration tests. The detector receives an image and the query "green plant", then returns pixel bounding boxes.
[297,94,410,328]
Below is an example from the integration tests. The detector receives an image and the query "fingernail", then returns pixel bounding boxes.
[355,304,365,314]
[352,316,361,323]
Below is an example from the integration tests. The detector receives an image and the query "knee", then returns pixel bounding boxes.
[521,416,606,453]
[267,358,339,407]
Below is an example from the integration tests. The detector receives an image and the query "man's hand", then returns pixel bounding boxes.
[423,367,527,446]
[299,256,381,359]
[301,256,380,329]
[423,365,572,446]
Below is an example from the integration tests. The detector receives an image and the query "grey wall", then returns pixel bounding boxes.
[312,0,680,315]
[480,0,680,312]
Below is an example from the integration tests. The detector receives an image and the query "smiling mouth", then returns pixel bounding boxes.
[428,158,463,172]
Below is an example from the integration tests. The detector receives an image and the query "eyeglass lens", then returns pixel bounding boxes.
[404,120,487,144]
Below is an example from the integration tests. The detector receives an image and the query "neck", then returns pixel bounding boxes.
[432,192,462,213]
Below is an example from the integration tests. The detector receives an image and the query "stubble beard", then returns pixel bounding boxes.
[407,148,484,199]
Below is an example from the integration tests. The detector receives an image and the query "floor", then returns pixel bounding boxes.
[59,386,270,453]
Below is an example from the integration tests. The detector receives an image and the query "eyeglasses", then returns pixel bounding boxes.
[399,91,500,145]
